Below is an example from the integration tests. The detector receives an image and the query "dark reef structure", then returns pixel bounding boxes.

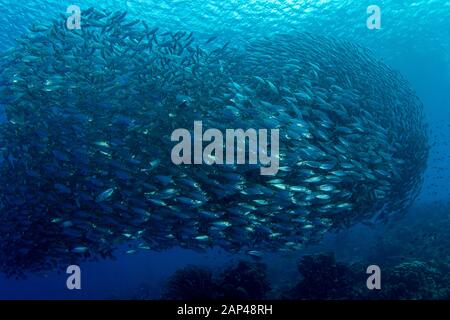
[162,266,218,300]
[0,7,428,276]
[282,254,365,300]
[283,252,450,300]
[380,261,450,300]
[160,260,270,300]
[216,261,271,300]
[137,253,450,300]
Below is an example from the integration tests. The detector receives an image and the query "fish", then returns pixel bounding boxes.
[96,188,115,202]
[205,35,218,44]
[71,247,89,254]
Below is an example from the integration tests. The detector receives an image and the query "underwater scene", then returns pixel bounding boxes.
[0,0,449,301]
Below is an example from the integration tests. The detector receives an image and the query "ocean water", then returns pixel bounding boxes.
[0,0,449,300]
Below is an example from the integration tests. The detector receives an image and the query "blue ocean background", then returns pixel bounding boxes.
[0,0,449,299]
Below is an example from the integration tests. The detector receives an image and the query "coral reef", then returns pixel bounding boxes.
[379,261,450,300]
[158,260,271,300]
[161,266,218,300]
[216,261,271,300]
[281,253,365,300]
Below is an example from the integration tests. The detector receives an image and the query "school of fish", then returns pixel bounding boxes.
[0,8,428,276]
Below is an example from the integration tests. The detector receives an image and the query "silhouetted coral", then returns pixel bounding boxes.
[280,252,450,300]
[159,260,271,300]
[161,266,218,300]
[380,260,450,300]
[282,253,365,300]
[217,261,271,300]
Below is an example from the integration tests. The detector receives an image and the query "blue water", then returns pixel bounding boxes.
[0,105,5,124]
[0,0,449,299]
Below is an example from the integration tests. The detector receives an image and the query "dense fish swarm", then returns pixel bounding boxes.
[0,9,428,276]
